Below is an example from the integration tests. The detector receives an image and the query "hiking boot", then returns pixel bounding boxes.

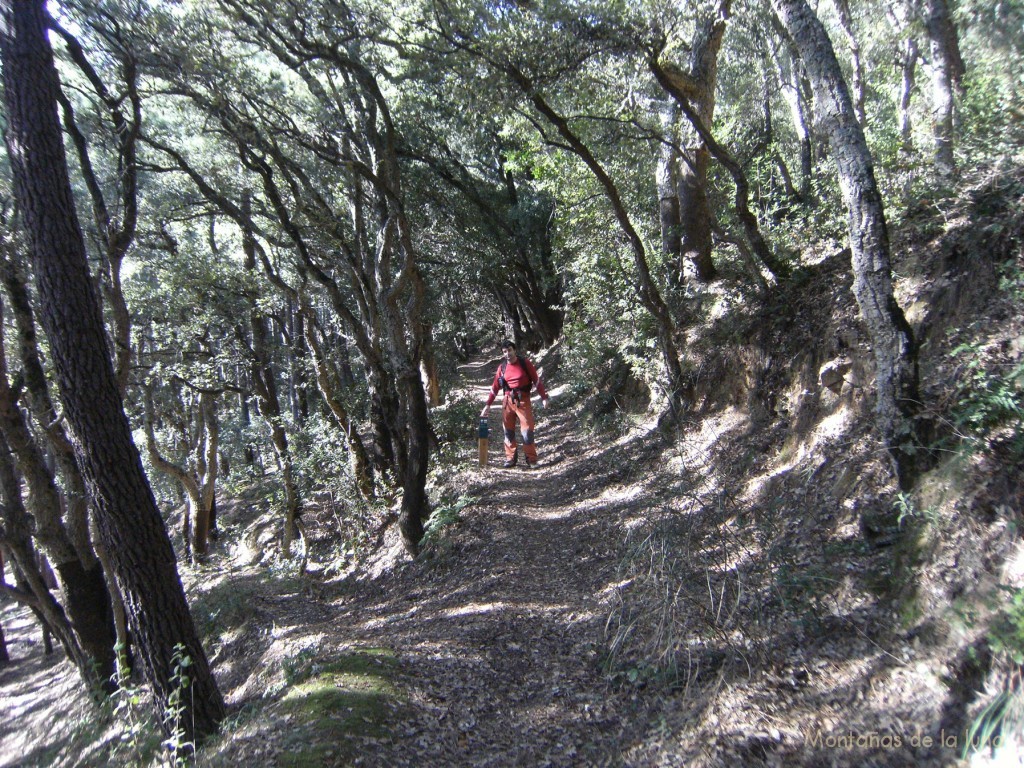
[503,455,518,469]
[523,458,535,470]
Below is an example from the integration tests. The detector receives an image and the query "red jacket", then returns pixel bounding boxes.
[485,356,547,407]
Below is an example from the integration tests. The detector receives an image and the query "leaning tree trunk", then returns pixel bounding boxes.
[771,0,919,485]
[0,307,116,686]
[0,0,224,743]
[0,435,86,669]
[512,72,689,417]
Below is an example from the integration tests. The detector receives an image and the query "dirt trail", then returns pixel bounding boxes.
[318,356,656,766]
[0,355,662,767]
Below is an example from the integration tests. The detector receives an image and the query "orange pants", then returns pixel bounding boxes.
[502,393,538,463]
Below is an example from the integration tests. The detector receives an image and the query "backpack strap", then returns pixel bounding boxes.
[499,357,535,394]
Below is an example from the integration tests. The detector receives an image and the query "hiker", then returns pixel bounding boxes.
[480,340,550,468]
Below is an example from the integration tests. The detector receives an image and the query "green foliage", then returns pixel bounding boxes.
[430,390,482,455]
[959,586,1024,758]
[950,342,1024,457]
[290,413,357,499]
[959,68,1024,167]
[988,586,1024,665]
[962,689,1023,759]
[107,678,164,767]
[421,494,477,550]
[163,645,196,763]
[893,491,940,529]
[101,644,198,767]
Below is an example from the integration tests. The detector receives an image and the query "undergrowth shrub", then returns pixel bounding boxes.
[430,390,481,460]
[604,509,755,693]
[419,494,477,558]
[961,588,1024,759]
[949,341,1024,459]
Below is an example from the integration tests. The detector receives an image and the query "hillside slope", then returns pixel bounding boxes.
[1,171,1023,767]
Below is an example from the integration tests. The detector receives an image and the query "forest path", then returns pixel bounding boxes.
[313,355,664,766]
[0,354,668,767]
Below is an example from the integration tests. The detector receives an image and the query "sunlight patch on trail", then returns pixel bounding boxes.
[441,601,569,618]
[498,506,574,521]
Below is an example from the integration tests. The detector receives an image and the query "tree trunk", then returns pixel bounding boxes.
[657,100,683,261]
[513,74,689,417]
[0,0,224,742]
[144,385,204,560]
[771,22,816,200]
[0,302,116,685]
[771,0,919,485]
[924,0,965,175]
[831,0,866,126]
[302,304,375,499]
[249,313,302,555]
[50,18,140,397]
[899,37,919,155]
[651,60,789,282]
[678,148,716,281]
[420,322,442,407]
[0,548,11,666]
[2,254,97,567]
[195,392,219,557]
[0,433,88,671]
[661,2,732,284]
[285,297,309,425]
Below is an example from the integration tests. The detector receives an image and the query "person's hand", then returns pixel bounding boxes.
[480,405,490,417]
[542,398,549,409]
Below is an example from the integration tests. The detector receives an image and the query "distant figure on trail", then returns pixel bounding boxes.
[480,340,550,469]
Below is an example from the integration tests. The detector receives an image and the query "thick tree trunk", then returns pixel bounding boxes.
[771,0,919,484]
[51,19,140,396]
[0,306,116,685]
[0,0,224,742]
[399,365,430,554]
[678,148,716,281]
[657,101,683,261]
